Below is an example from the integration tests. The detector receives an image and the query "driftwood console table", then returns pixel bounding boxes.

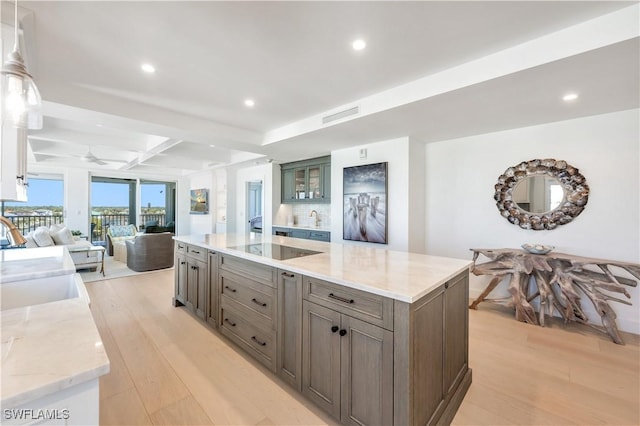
[470,248,640,344]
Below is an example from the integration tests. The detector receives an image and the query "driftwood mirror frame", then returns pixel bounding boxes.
[494,159,589,230]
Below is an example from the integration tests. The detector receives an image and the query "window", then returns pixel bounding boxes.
[1,176,64,237]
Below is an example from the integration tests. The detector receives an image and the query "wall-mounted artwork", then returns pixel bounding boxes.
[190,188,209,214]
[343,162,388,244]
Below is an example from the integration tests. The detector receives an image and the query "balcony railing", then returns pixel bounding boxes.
[5,215,65,235]
[139,213,166,228]
[3,213,167,244]
[91,213,167,243]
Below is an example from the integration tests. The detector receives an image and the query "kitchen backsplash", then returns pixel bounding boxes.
[291,204,331,228]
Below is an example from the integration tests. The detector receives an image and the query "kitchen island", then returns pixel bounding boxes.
[0,247,110,425]
[174,233,472,425]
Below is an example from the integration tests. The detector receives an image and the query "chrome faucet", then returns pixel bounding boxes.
[0,215,27,246]
[309,210,319,226]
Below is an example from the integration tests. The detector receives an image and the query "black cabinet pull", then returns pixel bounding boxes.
[224,318,236,327]
[445,282,449,289]
[191,250,200,254]
[339,329,347,336]
[331,326,339,333]
[224,285,237,293]
[251,298,267,307]
[281,272,295,278]
[180,261,185,265]
[328,293,354,304]
[251,336,267,346]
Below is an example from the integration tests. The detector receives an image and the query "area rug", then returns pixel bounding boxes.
[78,255,174,283]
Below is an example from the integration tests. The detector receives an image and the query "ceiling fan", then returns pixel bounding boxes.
[78,147,128,166]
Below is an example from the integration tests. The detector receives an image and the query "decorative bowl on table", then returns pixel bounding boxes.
[521,243,554,255]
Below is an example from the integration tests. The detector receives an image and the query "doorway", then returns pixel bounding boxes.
[246,180,263,234]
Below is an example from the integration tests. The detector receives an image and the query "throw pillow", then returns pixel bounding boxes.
[33,226,55,247]
[24,232,38,248]
[50,223,66,232]
[51,226,75,245]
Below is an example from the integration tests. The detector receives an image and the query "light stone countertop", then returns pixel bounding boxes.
[0,246,76,283]
[175,233,472,303]
[0,247,110,408]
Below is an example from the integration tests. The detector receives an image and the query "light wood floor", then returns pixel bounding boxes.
[86,270,640,425]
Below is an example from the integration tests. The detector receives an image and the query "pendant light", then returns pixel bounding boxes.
[1,0,42,129]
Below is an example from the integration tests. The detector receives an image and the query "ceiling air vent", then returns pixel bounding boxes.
[322,106,359,124]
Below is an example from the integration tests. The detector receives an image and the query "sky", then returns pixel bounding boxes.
[4,179,166,207]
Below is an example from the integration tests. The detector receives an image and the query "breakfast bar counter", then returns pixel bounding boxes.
[174,233,472,425]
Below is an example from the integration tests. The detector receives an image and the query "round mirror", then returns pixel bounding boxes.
[494,159,589,230]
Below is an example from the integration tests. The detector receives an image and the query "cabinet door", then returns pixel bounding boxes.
[282,169,296,202]
[302,301,341,420]
[444,273,469,395]
[174,252,187,305]
[277,270,303,391]
[412,287,445,425]
[187,258,207,319]
[308,166,321,200]
[207,252,219,328]
[294,168,307,200]
[321,163,331,202]
[340,315,393,426]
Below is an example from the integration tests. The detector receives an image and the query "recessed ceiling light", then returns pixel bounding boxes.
[209,144,216,148]
[141,63,156,74]
[352,39,366,51]
[244,99,255,108]
[562,93,579,102]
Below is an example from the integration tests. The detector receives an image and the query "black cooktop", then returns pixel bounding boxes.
[229,243,321,260]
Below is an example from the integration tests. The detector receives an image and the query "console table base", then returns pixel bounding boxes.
[470,248,640,344]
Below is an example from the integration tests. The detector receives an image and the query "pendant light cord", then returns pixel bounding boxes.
[13,0,19,54]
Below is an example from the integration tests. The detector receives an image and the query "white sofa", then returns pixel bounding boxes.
[25,225,102,271]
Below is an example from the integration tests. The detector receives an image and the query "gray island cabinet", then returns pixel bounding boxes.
[173,234,472,425]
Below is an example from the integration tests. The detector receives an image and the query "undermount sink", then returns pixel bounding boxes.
[0,273,87,311]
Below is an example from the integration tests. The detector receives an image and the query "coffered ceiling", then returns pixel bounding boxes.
[7,1,638,176]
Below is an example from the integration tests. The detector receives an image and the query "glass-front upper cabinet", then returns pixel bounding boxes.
[281,156,331,204]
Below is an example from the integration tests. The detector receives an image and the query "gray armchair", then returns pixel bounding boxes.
[125,232,174,272]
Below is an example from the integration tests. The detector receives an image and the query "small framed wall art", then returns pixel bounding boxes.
[190,188,209,214]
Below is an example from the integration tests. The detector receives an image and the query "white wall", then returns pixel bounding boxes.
[425,109,640,333]
[331,137,426,252]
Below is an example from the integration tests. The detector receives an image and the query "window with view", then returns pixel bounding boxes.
[1,177,65,237]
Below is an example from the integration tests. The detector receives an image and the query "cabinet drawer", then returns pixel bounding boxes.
[186,244,207,262]
[291,229,310,239]
[220,271,276,323]
[175,241,187,253]
[303,277,393,330]
[220,254,276,286]
[309,231,330,242]
[220,305,275,371]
